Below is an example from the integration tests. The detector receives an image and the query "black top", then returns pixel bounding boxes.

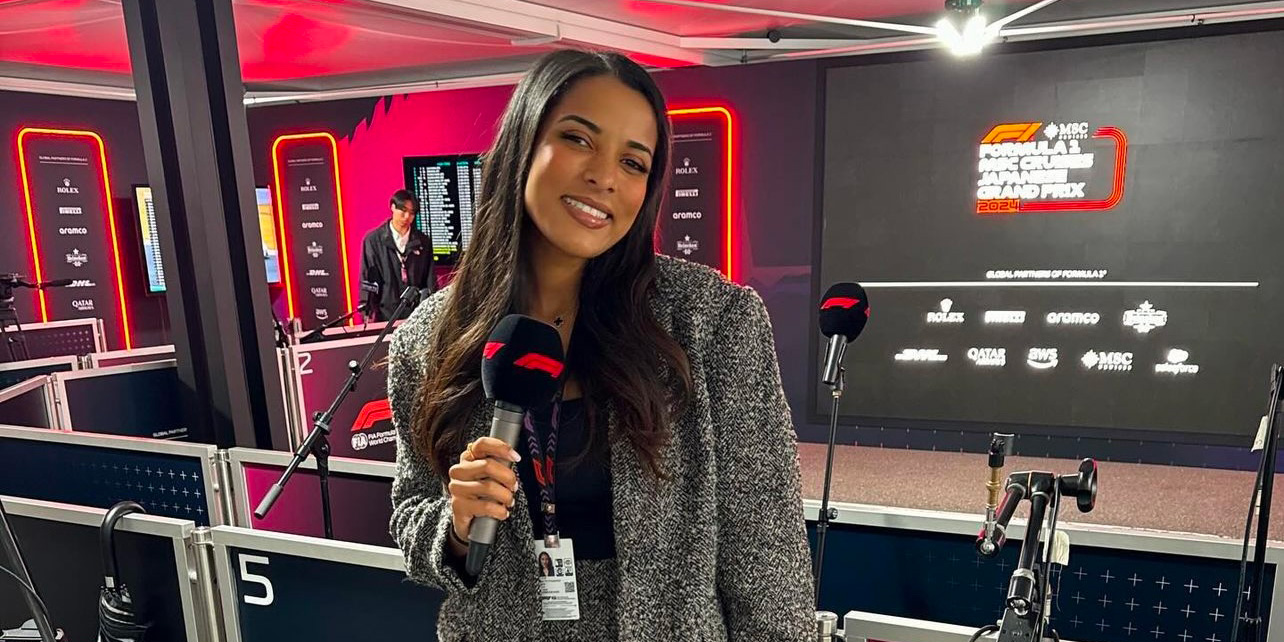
[516,398,616,560]
[359,221,433,321]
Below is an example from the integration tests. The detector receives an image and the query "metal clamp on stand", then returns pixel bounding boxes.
[971,433,1098,642]
[254,286,422,538]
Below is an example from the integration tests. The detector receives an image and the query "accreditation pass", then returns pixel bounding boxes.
[534,538,580,621]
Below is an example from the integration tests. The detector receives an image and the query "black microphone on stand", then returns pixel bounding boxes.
[813,282,869,609]
[820,283,869,386]
[466,314,565,578]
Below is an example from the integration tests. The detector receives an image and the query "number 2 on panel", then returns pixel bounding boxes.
[239,554,274,606]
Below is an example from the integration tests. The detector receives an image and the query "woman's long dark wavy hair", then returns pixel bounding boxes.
[412,49,692,479]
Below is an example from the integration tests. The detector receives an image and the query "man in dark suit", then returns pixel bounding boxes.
[359,190,433,321]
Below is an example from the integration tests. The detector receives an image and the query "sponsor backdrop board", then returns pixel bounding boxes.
[16,128,132,349]
[291,337,395,461]
[659,108,732,279]
[272,133,353,330]
[818,33,1284,442]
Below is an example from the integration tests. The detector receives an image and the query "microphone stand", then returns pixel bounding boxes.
[254,286,420,538]
[813,366,844,606]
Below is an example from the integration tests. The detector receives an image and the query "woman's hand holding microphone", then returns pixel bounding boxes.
[446,437,521,557]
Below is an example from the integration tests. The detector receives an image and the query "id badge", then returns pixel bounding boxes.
[534,537,580,621]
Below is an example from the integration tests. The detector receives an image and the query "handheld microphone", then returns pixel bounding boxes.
[818,282,870,387]
[360,280,381,295]
[466,314,564,578]
[38,279,73,288]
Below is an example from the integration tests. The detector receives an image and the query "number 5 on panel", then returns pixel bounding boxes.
[239,554,275,606]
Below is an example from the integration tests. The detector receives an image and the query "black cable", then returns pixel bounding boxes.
[1230,461,1260,642]
[968,623,1000,642]
[1232,370,1282,642]
[0,562,53,633]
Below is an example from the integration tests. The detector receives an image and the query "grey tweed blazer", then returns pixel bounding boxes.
[388,255,815,641]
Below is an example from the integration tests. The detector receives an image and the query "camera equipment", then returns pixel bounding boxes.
[971,433,1098,642]
[1,274,34,362]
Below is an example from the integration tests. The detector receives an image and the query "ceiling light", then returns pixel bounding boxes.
[938,0,994,56]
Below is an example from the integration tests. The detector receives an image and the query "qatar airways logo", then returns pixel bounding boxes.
[71,299,95,312]
[967,347,1006,367]
[310,287,329,298]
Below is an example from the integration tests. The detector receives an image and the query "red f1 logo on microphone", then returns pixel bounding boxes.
[514,354,564,378]
[822,297,861,310]
[483,342,504,359]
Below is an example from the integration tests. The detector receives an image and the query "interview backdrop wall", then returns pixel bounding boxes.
[814,23,1284,467]
[0,91,168,348]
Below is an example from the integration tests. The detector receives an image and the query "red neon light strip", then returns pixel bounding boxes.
[1019,127,1128,212]
[16,127,133,349]
[270,132,354,324]
[666,106,736,282]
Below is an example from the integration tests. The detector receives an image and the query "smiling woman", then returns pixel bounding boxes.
[387,49,814,641]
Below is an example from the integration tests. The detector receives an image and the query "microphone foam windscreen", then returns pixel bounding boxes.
[818,282,869,342]
[481,314,565,407]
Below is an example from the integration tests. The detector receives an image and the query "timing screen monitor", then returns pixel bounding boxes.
[403,154,482,265]
[134,185,282,293]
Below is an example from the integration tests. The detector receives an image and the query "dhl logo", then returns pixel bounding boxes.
[352,398,392,432]
[514,353,564,378]
[981,122,1043,144]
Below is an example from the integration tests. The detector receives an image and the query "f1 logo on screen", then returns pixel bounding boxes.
[975,121,1128,215]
